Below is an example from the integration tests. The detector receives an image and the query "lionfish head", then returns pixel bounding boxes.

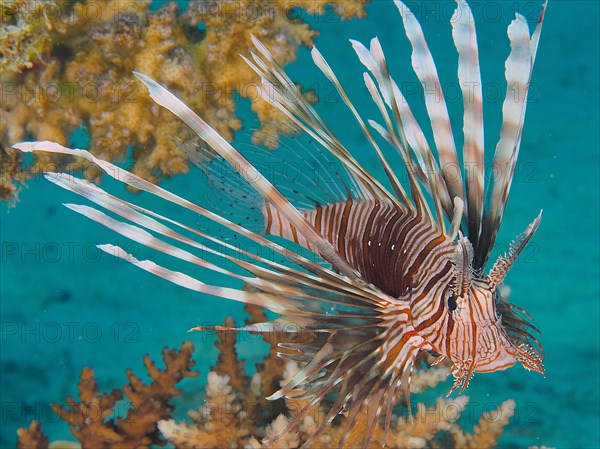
[444,218,544,393]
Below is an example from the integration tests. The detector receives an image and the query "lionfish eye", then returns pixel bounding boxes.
[448,295,458,312]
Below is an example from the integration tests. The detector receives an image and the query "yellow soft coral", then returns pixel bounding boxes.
[1,0,56,73]
[1,0,370,202]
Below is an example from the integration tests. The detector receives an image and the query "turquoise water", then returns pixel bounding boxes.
[1,1,598,448]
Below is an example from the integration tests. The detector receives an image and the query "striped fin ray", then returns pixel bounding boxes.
[131,72,361,279]
[254,134,360,207]
[50,196,375,318]
[451,0,485,249]
[243,36,400,208]
[96,244,293,311]
[350,38,449,228]
[496,294,544,363]
[365,36,439,222]
[254,132,371,208]
[13,142,367,296]
[175,132,358,232]
[476,1,547,269]
[488,211,542,289]
[177,122,364,209]
[63,206,306,314]
[347,43,428,189]
[310,46,410,206]
[266,305,425,449]
[349,39,431,215]
[99,242,384,324]
[41,173,377,313]
[169,137,264,230]
[394,0,466,217]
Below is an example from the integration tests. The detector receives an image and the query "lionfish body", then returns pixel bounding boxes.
[14,0,547,447]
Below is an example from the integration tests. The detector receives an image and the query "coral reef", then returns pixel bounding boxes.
[1,0,56,73]
[17,305,550,449]
[16,422,49,449]
[0,145,25,201]
[0,0,369,200]
[17,341,198,449]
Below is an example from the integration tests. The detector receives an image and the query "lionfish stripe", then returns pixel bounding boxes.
[311,46,409,207]
[262,202,312,248]
[95,244,295,312]
[451,0,485,247]
[350,40,432,218]
[394,0,466,210]
[245,36,393,205]
[47,173,367,307]
[477,6,544,268]
[132,72,360,280]
[488,210,542,288]
[13,143,374,301]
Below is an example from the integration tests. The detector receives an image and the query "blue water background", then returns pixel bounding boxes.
[1,1,598,447]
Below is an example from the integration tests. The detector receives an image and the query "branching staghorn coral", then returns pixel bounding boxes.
[0,0,369,201]
[17,306,551,449]
[17,341,198,449]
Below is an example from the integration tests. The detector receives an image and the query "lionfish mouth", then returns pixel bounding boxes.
[448,332,544,394]
[473,342,545,376]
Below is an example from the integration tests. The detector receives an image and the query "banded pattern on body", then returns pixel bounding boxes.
[264,199,450,298]
[12,1,548,448]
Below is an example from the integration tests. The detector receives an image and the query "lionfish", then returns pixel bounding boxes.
[14,0,547,447]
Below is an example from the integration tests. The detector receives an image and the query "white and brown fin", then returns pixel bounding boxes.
[348,0,546,272]
[451,0,485,249]
[11,2,549,447]
[12,137,417,449]
[476,1,547,269]
[394,0,466,213]
[488,211,543,289]
[132,72,361,280]
[243,36,401,210]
